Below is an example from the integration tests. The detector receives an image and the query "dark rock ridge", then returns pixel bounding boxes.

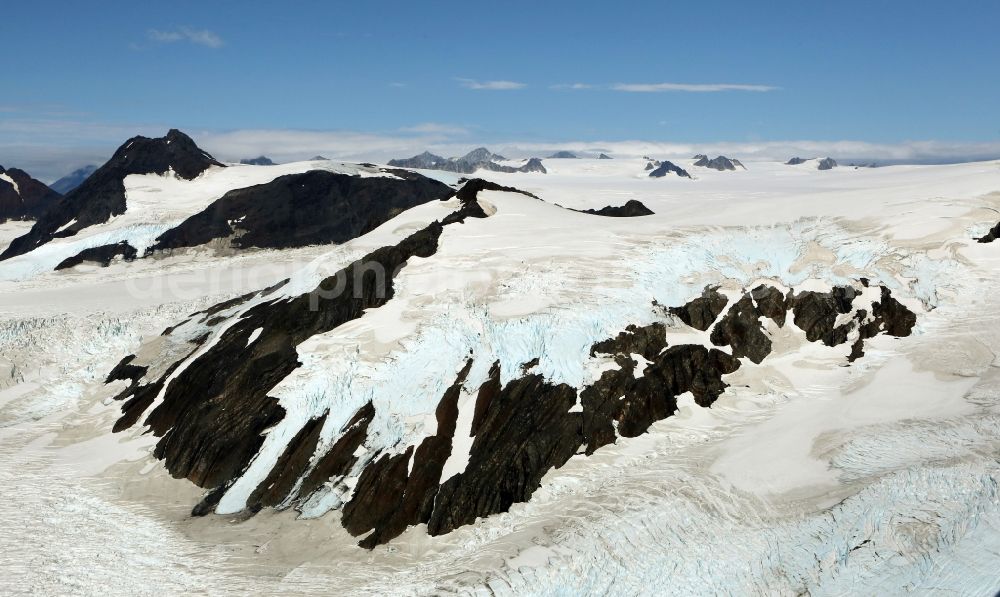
[148,168,453,253]
[388,148,544,174]
[0,165,62,222]
[104,178,495,521]
[0,129,223,262]
[107,180,493,484]
[547,151,578,159]
[598,153,613,159]
[976,222,1000,243]
[579,200,655,217]
[240,156,276,166]
[786,157,809,166]
[107,225,918,551]
[310,155,329,161]
[648,161,692,178]
[693,155,746,171]
[50,165,97,195]
[55,241,138,270]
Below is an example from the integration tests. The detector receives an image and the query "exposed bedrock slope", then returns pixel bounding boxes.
[106,182,918,548]
[148,169,454,253]
[0,165,62,223]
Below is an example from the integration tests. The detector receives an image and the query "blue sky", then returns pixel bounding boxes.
[2,0,999,178]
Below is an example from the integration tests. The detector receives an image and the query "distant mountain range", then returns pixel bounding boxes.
[51,165,97,194]
[786,157,839,170]
[240,156,276,166]
[388,148,547,174]
[0,165,63,222]
[547,151,578,159]
[693,154,746,171]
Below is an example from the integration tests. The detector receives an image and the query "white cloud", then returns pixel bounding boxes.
[397,123,470,135]
[612,82,777,93]
[457,78,526,90]
[148,27,224,48]
[551,83,593,90]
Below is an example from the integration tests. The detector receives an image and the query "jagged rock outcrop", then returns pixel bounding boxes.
[148,169,453,253]
[786,157,808,165]
[547,151,578,159]
[50,165,97,194]
[579,200,655,217]
[649,161,692,178]
[976,222,1000,243]
[0,165,62,222]
[667,286,729,331]
[693,155,746,171]
[239,156,276,166]
[710,292,778,363]
[598,153,613,159]
[817,157,838,171]
[788,286,858,346]
[54,241,138,270]
[519,158,547,173]
[1,129,223,261]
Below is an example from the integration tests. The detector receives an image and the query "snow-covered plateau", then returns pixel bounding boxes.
[1,153,1000,595]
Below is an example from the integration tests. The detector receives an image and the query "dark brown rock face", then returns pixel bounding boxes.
[976,222,1000,243]
[788,286,858,345]
[148,169,453,253]
[580,200,655,217]
[0,166,62,223]
[591,322,668,360]
[54,241,138,270]
[1,129,222,261]
[667,286,729,331]
[710,294,773,364]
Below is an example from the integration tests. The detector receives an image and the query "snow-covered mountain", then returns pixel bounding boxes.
[2,147,1000,594]
[0,129,223,262]
[0,165,62,222]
